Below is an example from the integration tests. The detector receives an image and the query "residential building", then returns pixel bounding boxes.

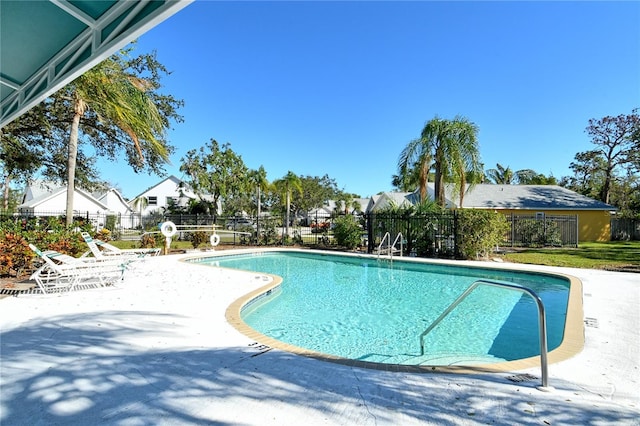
[368,184,616,242]
[129,175,220,216]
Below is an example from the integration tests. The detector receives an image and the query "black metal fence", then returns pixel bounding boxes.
[1,210,582,253]
[611,218,640,241]
[505,214,578,248]
[366,212,459,258]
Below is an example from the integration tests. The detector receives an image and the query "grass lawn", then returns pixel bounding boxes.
[502,241,640,270]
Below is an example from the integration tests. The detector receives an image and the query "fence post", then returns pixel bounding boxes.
[453,211,459,259]
[367,213,373,253]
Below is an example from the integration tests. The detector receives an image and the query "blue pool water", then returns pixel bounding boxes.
[191,252,570,365]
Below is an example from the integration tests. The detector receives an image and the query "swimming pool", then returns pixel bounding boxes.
[189,250,582,369]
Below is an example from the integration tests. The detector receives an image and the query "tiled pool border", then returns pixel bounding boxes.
[188,249,585,374]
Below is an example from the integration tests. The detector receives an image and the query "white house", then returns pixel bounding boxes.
[18,181,135,229]
[19,181,133,216]
[366,191,420,212]
[129,175,215,215]
[19,183,108,216]
[94,188,134,216]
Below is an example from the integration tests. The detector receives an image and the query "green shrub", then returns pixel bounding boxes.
[514,219,562,247]
[258,221,278,246]
[332,215,363,250]
[105,215,117,233]
[189,231,209,249]
[456,210,509,259]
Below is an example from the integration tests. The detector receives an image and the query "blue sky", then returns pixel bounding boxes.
[101,1,639,199]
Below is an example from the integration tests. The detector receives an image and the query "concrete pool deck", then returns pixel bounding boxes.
[1,248,638,425]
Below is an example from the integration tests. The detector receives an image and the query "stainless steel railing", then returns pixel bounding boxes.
[419,279,551,389]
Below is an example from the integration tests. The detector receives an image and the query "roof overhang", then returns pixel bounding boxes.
[0,0,193,127]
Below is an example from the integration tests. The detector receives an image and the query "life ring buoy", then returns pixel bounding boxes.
[160,221,177,238]
[210,233,220,247]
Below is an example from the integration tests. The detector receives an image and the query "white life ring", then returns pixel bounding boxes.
[210,233,220,247]
[160,221,177,238]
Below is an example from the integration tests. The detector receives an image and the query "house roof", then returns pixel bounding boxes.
[368,192,415,212]
[19,184,109,210]
[94,188,134,213]
[131,175,187,200]
[448,184,616,211]
[353,198,370,213]
[1,0,193,127]
[20,180,132,212]
[369,188,458,212]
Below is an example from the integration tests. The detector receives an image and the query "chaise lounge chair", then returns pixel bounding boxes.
[81,232,161,259]
[29,244,133,294]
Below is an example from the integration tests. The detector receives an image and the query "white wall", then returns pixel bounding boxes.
[134,177,197,215]
[34,191,107,215]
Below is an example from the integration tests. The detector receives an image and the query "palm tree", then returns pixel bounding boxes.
[63,56,168,225]
[131,195,149,214]
[248,166,270,238]
[130,195,149,230]
[334,191,361,215]
[486,163,515,184]
[398,116,482,207]
[274,171,302,237]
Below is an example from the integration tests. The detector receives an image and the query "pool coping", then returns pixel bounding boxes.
[188,248,585,375]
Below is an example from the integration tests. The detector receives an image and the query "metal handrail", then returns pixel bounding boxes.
[377,232,404,260]
[377,232,391,259]
[419,279,551,390]
[391,232,404,258]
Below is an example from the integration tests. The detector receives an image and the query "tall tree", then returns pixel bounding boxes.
[1,103,50,210]
[248,165,270,221]
[391,166,423,192]
[332,190,362,215]
[294,175,340,215]
[484,165,557,185]
[180,140,250,220]
[3,47,183,224]
[398,116,482,206]
[486,163,515,184]
[273,171,303,237]
[562,151,608,199]
[0,132,41,210]
[583,109,640,204]
[62,49,180,224]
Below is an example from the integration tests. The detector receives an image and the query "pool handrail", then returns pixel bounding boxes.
[419,279,552,390]
[391,232,404,258]
[377,232,404,260]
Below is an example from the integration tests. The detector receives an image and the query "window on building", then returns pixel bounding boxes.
[148,196,157,206]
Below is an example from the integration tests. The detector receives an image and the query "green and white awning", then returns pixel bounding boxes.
[0,0,192,127]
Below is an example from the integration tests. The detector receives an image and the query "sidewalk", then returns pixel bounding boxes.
[1,250,638,425]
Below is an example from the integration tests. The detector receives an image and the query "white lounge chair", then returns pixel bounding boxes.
[29,244,133,294]
[81,232,160,259]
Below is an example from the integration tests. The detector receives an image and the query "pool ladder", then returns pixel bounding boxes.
[419,279,552,391]
[377,232,404,260]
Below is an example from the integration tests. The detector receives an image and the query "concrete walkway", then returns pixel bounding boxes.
[1,249,638,425]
